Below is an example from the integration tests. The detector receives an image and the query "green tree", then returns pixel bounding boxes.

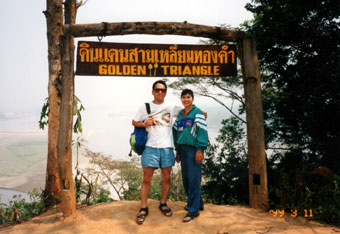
[243,0,340,224]
[202,117,249,205]
[245,0,340,172]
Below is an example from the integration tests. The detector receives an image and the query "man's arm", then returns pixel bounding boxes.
[132,118,154,127]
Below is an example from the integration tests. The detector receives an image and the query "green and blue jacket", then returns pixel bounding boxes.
[173,105,208,153]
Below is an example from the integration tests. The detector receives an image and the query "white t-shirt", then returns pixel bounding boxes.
[133,101,182,148]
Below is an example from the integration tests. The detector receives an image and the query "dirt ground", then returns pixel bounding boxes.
[0,200,339,234]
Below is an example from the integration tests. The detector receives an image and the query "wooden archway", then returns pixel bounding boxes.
[48,1,268,217]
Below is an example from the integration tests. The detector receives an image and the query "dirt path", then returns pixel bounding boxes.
[0,200,339,234]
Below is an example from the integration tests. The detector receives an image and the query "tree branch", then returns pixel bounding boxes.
[212,81,245,106]
[76,0,88,9]
[202,93,246,124]
[267,147,290,150]
[97,164,122,200]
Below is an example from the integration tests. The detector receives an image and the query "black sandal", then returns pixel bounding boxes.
[136,207,148,225]
[184,206,204,211]
[183,212,199,223]
[159,203,172,217]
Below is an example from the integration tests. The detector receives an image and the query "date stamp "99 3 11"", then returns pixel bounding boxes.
[269,209,314,218]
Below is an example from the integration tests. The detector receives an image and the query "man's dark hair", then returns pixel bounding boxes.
[181,89,194,99]
[152,80,167,91]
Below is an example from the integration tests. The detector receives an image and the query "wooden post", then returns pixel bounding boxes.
[43,0,63,207]
[240,37,268,210]
[57,0,77,217]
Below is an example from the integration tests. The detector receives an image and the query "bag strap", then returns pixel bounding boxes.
[145,103,151,115]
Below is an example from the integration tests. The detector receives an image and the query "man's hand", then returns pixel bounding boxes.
[195,151,203,164]
[144,118,154,127]
[175,153,180,163]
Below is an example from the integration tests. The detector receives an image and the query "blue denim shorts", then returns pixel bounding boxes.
[141,146,175,168]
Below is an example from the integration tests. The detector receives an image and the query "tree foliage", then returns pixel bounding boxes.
[202,117,249,205]
[245,0,340,172]
[243,2,340,223]
[39,95,85,134]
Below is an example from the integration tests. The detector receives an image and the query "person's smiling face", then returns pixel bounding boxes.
[152,83,167,103]
[181,93,193,109]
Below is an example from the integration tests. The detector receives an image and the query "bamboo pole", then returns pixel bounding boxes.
[63,21,243,42]
[239,37,268,210]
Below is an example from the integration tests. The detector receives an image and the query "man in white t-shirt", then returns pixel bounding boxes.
[133,80,181,225]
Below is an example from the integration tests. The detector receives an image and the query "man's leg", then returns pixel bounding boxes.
[137,167,154,223]
[160,166,172,204]
[158,148,175,216]
[136,167,155,224]
[140,167,155,208]
[159,166,172,216]
[137,146,159,223]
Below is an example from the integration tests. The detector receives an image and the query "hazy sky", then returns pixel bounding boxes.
[0,0,253,158]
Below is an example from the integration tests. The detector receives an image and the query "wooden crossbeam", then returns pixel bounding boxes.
[63,21,244,42]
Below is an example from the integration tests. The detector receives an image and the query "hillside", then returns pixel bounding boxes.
[0,200,339,234]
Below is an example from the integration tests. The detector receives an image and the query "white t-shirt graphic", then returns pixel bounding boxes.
[133,102,182,148]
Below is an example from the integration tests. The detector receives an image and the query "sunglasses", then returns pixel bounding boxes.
[154,88,167,93]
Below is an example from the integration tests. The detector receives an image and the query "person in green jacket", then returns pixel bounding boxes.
[173,89,209,222]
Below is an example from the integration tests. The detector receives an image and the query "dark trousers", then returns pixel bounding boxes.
[180,145,204,214]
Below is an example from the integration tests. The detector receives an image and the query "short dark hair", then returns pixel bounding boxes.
[152,80,167,91]
[181,89,194,99]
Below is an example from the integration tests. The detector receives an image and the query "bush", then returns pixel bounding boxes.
[0,188,45,225]
[96,188,114,203]
[201,117,249,206]
[267,155,340,226]
[122,161,186,202]
[310,174,340,225]
[80,149,186,202]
